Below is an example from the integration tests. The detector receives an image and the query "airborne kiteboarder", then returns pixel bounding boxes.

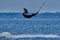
[22,8,39,18]
[22,0,47,18]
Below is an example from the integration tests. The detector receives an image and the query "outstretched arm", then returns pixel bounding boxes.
[31,11,39,16]
[35,10,40,14]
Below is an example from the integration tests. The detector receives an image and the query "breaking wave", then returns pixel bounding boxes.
[0,32,60,39]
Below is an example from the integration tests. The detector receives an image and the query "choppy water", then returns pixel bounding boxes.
[0,12,60,40]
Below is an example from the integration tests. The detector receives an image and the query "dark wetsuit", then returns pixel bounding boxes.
[22,8,39,18]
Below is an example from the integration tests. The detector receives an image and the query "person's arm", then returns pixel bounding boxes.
[35,11,39,14]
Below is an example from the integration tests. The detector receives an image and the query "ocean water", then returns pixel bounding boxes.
[0,12,60,40]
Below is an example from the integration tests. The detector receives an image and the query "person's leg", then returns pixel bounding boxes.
[23,8,28,13]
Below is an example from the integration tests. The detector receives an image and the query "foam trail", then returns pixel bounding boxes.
[0,32,60,39]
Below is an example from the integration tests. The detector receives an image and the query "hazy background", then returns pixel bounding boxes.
[0,0,60,13]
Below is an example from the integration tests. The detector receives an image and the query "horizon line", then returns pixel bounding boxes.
[0,11,60,13]
[0,19,60,20]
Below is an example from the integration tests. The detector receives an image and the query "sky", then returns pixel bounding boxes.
[0,0,60,13]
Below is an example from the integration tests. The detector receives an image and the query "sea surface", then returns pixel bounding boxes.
[0,12,60,40]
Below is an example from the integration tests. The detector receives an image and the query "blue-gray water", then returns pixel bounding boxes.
[0,12,60,40]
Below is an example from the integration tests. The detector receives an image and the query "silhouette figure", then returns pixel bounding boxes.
[22,0,47,18]
[22,8,39,18]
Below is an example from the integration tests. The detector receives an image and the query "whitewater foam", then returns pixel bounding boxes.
[0,32,60,39]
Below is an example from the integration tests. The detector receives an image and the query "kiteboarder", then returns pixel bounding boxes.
[22,0,47,18]
[22,8,39,18]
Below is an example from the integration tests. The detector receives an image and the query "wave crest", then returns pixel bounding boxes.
[0,32,59,39]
